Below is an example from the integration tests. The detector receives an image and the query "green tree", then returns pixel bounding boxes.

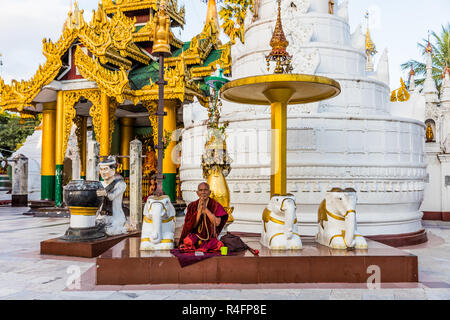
[0,112,40,155]
[401,24,450,92]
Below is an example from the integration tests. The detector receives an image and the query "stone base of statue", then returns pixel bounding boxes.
[95,235,418,285]
[60,225,106,242]
[40,230,140,258]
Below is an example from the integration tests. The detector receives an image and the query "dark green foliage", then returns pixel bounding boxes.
[0,112,40,154]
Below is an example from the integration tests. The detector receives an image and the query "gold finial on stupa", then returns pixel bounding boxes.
[265,0,293,74]
[206,0,220,32]
[365,11,377,57]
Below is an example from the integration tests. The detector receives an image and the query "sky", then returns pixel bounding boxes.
[0,0,449,90]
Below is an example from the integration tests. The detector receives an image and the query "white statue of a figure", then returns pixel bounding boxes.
[96,156,128,236]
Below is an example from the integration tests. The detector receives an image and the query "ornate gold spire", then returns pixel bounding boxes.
[265,0,292,74]
[206,0,220,32]
[364,11,377,55]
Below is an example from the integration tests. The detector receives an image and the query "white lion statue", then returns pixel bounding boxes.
[316,188,368,249]
[260,194,302,250]
[140,195,176,250]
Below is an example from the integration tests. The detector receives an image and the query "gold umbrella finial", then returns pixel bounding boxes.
[265,0,293,74]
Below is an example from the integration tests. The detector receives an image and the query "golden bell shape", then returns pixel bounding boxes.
[152,0,172,56]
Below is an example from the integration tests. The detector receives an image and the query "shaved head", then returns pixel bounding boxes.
[197,182,210,191]
[197,182,211,201]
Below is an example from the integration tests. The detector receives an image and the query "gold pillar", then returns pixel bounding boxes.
[80,116,87,178]
[263,88,294,197]
[162,99,177,201]
[41,102,57,200]
[55,91,65,206]
[100,92,110,157]
[120,117,135,176]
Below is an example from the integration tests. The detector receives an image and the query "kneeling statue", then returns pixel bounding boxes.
[96,156,127,236]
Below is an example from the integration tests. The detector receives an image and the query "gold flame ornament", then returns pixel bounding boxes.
[265,0,293,74]
[390,78,410,102]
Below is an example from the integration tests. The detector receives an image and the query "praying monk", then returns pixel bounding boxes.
[178,182,228,251]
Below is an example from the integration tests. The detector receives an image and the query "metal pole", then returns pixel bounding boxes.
[155,54,167,197]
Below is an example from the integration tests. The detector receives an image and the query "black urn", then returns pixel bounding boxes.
[63,180,105,208]
[60,180,106,242]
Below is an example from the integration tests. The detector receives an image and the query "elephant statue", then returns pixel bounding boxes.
[260,194,302,250]
[140,195,176,250]
[316,188,368,249]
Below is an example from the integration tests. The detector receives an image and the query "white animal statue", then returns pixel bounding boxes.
[140,195,176,250]
[260,194,302,250]
[316,188,368,249]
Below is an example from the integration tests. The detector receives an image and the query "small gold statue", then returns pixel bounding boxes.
[152,0,172,56]
[329,0,335,14]
[426,123,434,142]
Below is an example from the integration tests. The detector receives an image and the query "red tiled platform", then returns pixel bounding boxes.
[96,237,418,285]
[40,231,140,258]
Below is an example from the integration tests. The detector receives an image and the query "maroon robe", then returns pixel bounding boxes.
[178,197,228,247]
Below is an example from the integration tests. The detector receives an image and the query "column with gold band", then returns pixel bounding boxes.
[55,91,65,207]
[120,117,135,178]
[41,102,57,200]
[79,116,87,179]
[100,92,111,158]
[162,100,177,202]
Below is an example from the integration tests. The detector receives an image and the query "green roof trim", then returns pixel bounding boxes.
[128,61,160,90]
[135,25,145,32]
[172,42,191,57]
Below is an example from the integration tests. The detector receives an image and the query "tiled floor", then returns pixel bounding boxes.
[1,205,450,300]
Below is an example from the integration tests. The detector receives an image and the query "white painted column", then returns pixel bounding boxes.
[86,139,100,181]
[11,154,28,207]
[438,154,450,214]
[71,153,81,180]
[129,139,143,231]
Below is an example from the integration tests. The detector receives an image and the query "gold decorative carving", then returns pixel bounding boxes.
[74,46,130,103]
[142,101,158,147]
[219,0,254,44]
[73,115,85,158]
[103,0,186,27]
[390,78,410,102]
[0,2,149,112]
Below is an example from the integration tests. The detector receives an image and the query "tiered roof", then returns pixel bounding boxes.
[0,0,231,114]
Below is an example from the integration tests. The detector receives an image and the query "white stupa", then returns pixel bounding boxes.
[181,0,427,239]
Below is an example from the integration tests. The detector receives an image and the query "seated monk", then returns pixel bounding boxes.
[178,182,228,252]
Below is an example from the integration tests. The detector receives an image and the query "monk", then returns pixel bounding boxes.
[178,182,228,251]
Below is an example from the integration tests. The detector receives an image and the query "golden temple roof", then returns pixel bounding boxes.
[0,1,232,113]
